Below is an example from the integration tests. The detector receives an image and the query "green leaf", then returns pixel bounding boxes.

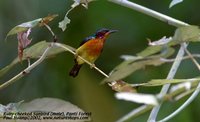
[59,0,94,31]
[19,98,84,113]
[23,41,66,59]
[102,56,165,83]
[132,77,200,87]
[102,46,175,83]
[169,0,183,8]
[6,18,42,37]
[137,25,200,58]
[6,14,58,38]
[59,16,71,31]
[1,98,89,122]
[137,45,175,57]
[0,41,75,78]
[173,25,200,43]
[0,59,19,78]
[137,45,163,57]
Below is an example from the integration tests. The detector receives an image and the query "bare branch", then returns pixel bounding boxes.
[109,0,189,27]
[148,44,187,121]
[54,43,109,78]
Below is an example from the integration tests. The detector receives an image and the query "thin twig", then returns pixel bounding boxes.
[117,105,153,122]
[0,21,112,90]
[156,44,200,122]
[43,23,58,42]
[160,54,200,63]
[54,43,109,78]
[109,0,189,121]
[0,42,112,90]
[0,43,54,90]
[183,43,200,71]
[148,44,187,121]
[109,0,190,121]
[158,82,200,122]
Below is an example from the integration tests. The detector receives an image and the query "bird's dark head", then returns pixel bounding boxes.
[95,28,117,38]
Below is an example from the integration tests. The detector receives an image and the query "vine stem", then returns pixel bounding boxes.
[158,82,200,122]
[109,0,192,121]
[157,43,200,122]
[148,44,187,122]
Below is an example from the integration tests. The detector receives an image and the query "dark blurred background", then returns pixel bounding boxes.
[1,0,200,122]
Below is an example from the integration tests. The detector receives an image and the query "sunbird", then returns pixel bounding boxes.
[69,28,117,77]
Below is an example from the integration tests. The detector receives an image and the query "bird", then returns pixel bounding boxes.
[69,28,117,77]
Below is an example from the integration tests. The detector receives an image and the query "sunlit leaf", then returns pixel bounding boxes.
[169,0,183,8]
[132,77,200,87]
[137,45,163,57]
[6,15,57,38]
[173,25,200,43]
[6,18,42,37]
[120,55,142,61]
[148,36,172,46]
[103,56,165,83]
[115,92,158,106]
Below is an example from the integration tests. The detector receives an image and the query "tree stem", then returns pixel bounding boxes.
[109,0,190,121]
[109,0,189,27]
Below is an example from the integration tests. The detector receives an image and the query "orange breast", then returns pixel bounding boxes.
[76,38,106,64]
[84,38,104,56]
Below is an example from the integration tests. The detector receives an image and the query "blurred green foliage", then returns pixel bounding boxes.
[1,0,200,122]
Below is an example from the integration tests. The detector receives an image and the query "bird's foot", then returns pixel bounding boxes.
[74,53,78,58]
[90,63,96,69]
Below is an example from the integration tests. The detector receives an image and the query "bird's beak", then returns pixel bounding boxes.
[108,29,118,34]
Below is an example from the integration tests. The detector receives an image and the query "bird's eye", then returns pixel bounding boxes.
[96,32,104,37]
[95,29,109,38]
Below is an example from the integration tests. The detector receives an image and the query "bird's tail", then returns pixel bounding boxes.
[69,62,82,77]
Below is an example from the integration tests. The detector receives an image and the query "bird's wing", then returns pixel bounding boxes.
[79,36,95,46]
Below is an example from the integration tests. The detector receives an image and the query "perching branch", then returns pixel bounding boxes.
[0,21,114,90]
[0,43,53,90]
[0,42,111,90]
[54,43,110,78]
[43,23,58,42]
